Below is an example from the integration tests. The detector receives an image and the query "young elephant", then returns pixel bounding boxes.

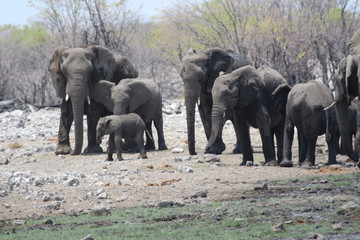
[273,80,338,167]
[96,113,147,161]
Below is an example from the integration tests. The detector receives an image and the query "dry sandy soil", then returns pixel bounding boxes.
[0,102,358,220]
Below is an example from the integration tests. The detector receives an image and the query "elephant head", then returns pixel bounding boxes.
[331,30,360,162]
[49,46,120,155]
[180,48,244,155]
[110,78,152,115]
[206,66,265,150]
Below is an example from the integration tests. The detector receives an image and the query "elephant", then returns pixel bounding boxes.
[330,29,360,167]
[206,65,288,166]
[49,45,138,155]
[96,113,147,161]
[180,48,251,155]
[273,80,338,167]
[89,78,167,151]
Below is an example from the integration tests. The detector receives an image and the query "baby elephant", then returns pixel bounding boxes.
[96,113,147,161]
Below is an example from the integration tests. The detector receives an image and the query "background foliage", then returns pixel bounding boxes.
[0,0,359,106]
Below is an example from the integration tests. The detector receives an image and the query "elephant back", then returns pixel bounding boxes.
[348,29,360,55]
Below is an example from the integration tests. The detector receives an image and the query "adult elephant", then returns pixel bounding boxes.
[206,65,288,166]
[90,78,167,151]
[180,48,251,155]
[330,29,360,166]
[49,46,138,155]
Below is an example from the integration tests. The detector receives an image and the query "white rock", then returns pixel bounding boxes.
[172,148,184,153]
[178,165,193,173]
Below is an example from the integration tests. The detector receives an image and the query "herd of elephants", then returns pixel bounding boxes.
[48,30,360,168]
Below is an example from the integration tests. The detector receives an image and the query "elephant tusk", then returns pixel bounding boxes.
[65,94,70,101]
[324,101,336,111]
[87,96,91,105]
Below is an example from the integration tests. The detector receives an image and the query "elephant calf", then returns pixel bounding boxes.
[96,113,147,161]
[273,80,338,167]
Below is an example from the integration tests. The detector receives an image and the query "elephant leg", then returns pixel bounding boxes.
[326,133,338,165]
[136,131,147,159]
[114,134,124,161]
[106,133,115,161]
[302,136,316,166]
[274,125,284,164]
[354,109,360,163]
[256,111,277,165]
[55,99,73,155]
[280,114,294,167]
[298,133,307,165]
[234,112,253,165]
[199,98,225,154]
[84,100,103,154]
[154,112,168,150]
[145,121,155,150]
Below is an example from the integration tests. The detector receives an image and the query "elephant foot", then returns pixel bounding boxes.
[55,144,72,155]
[71,149,82,155]
[240,160,253,166]
[357,161,360,168]
[300,159,314,167]
[325,160,340,166]
[116,157,124,161]
[205,138,225,154]
[84,144,103,154]
[279,159,293,167]
[264,160,278,166]
[138,154,147,159]
[158,143,168,151]
[105,156,114,162]
[232,144,242,154]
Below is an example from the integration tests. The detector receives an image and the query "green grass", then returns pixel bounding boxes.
[1,172,359,240]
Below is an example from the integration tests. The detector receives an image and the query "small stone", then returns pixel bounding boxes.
[178,165,193,173]
[203,154,220,163]
[157,200,184,208]
[190,191,208,199]
[271,223,285,231]
[64,178,80,187]
[98,192,108,199]
[172,157,183,162]
[332,223,343,230]
[0,158,9,165]
[12,220,26,226]
[172,147,184,153]
[0,191,8,197]
[254,182,268,191]
[284,220,293,224]
[43,219,53,225]
[79,235,94,240]
[115,195,129,202]
[42,195,52,202]
[91,207,111,216]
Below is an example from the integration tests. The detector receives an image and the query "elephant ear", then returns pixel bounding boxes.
[111,54,139,84]
[207,48,234,91]
[272,83,292,117]
[234,66,265,108]
[87,45,117,82]
[49,46,68,98]
[126,79,151,112]
[345,55,359,101]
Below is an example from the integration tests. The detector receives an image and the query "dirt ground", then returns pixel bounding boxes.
[0,108,358,221]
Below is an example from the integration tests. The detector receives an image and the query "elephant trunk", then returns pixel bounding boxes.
[67,77,88,155]
[206,103,225,150]
[184,84,199,155]
[335,101,355,160]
